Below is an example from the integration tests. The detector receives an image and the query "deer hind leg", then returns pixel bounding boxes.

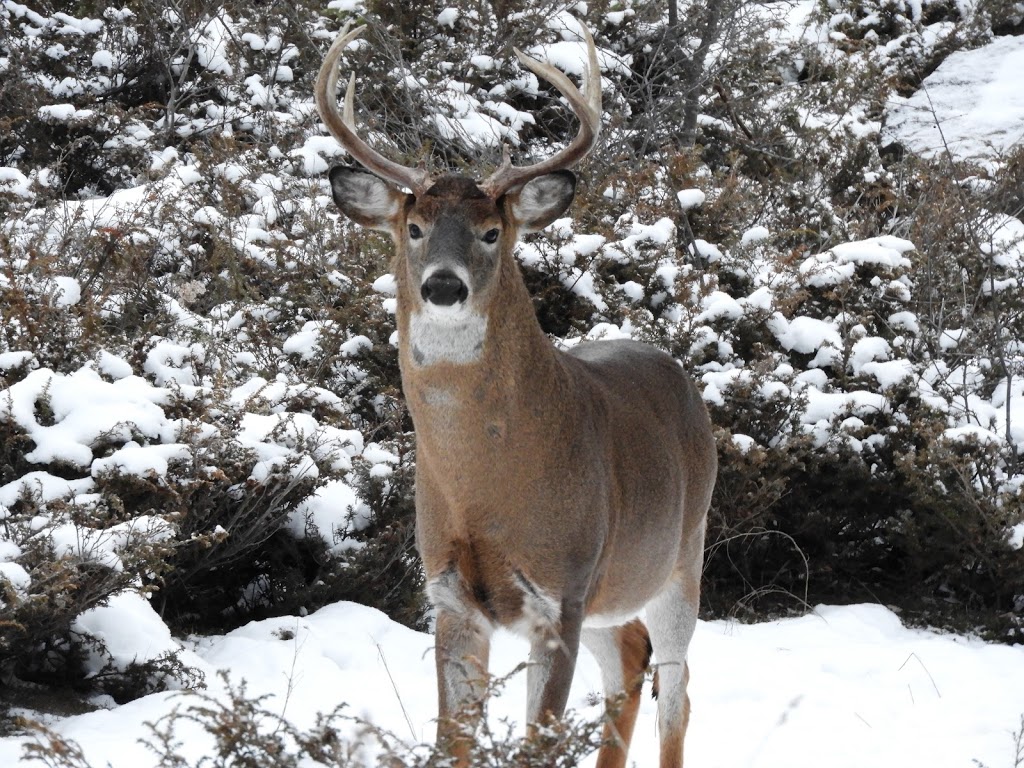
[582,620,652,768]
[646,571,700,768]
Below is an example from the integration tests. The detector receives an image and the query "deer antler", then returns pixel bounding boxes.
[315,24,433,196]
[480,25,603,199]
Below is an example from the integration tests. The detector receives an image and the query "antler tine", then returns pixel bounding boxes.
[480,24,603,200]
[315,24,432,195]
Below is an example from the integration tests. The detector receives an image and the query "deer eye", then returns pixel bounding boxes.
[408,223,423,239]
[482,228,500,244]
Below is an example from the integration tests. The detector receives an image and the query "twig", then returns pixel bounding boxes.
[898,652,941,699]
[378,642,417,742]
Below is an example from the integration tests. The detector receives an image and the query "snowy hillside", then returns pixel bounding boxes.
[1,0,1023,764]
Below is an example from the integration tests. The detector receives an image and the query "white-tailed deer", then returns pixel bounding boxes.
[316,22,717,768]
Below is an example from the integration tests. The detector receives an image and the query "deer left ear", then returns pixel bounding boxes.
[507,170,577,232]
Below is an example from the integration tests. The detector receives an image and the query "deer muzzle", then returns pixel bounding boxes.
[421,269,469,307]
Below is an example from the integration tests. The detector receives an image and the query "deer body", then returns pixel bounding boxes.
[409,336,709,630]
[317,25,716,768]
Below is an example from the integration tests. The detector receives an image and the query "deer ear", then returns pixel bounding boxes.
[329,166,410,232]
[507,170,577,232]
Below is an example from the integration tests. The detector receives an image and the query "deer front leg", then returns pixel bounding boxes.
[434,607,492,765]
[526,597,584,725]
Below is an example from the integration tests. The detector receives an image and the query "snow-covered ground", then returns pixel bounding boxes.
[3,598,1022,767]
[2,598,1024,765]
[885,34,1024,165]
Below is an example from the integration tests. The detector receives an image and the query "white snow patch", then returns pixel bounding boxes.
[523,39,630,80]
[943,425,1003,445]
[52,276,81,307]
[768,314,842,356]
[288,478,370,552]
[91,441,191,479]
[697,291,744,323]
[849,336,890,373]
[0,368,176,470]
[676,189,706,210]
[886,35,1024,164]
[861,359,916,390]
[436,8,459,27]
[831,236,914,268]
[0,166,32,197]
[731,433,757,454]
[72,591,186,677]
[741,225,770,245]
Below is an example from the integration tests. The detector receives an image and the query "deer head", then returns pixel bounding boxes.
[315,24,601,363]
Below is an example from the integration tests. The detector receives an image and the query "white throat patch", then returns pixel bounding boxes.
[408,310,487,366]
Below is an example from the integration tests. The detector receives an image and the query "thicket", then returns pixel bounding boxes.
[16,668,606,767]
[0,0,1022,744]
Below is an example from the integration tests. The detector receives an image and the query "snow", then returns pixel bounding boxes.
[0,166,32,197]
[800,250,857,287]
[524,39,630,81]
[37,103,78,122]
[676,188,706,210]
[697,291,744,323]
[983,212,1024,270]
[436,8,459,28]
[193,16,234,76]
[0,544,31,599]
[768,314,842,357]
[91,441,191,479]
[944,424,1003,446]
[888,311,920,335]
[742,225,771,245]
[0,470,94,508]
[860,359,916,390]
[849,336,890,372]
[1,367,174,469]
[72,592,184,676]
[372,273,398,295]
[832,235,915,268]
[52,275,81,307]
[3,600,1023,768]
[803,388,889,424]
[731,433,757,453]
[288,478,369,551]
[885,35,1024,164]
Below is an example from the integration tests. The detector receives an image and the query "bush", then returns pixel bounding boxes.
[18,669,606,767]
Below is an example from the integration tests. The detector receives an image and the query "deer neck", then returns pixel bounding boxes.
[396,256,563,450]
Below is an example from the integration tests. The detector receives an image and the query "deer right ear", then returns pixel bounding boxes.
[329,166,409,231]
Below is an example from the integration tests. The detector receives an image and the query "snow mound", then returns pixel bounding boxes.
[885,35,1024,164]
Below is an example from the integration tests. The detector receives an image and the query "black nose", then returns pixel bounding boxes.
[421,270,468,306]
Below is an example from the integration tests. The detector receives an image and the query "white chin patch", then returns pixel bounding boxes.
[409,309,487,366]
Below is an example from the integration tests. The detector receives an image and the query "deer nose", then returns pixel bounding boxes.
[421,270,469,306]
